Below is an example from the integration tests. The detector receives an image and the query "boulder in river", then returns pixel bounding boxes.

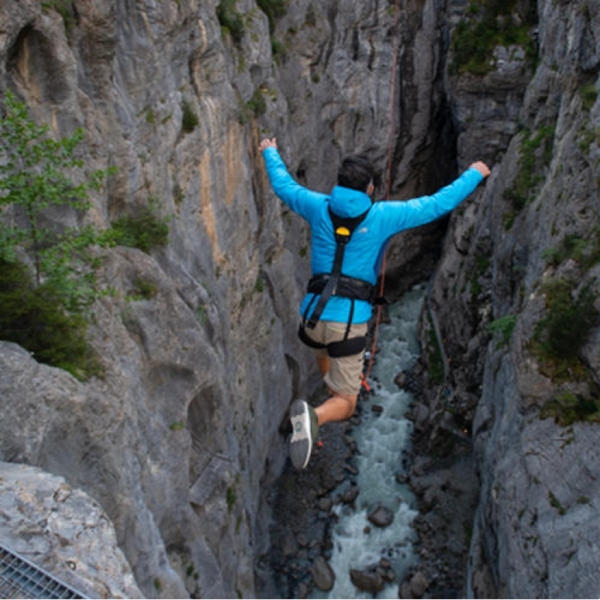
[394,372,408,388]
[311,556,335,592]
[409,571,430,598]
[350,566,386,595]
[367,504,394,528]
[317,497,333,512]
[342,485,360,504]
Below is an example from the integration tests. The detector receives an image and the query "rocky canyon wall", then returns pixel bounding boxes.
[0,0,453,597]
[1,0,598,597]
[419,0,600,597]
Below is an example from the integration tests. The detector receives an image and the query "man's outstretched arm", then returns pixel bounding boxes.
[259,137,328,222]
[380,161,491,234]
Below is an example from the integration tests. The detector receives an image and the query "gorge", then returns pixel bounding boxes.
[0,0,599,598]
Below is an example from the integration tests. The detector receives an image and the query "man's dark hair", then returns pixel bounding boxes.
[337,155,376,192]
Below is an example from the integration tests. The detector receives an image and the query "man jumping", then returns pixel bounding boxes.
[260,137,490,469]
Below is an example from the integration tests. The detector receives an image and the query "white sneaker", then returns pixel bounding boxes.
[289,399,319,470]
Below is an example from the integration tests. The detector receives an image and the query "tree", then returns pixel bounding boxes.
[0,90,112,377]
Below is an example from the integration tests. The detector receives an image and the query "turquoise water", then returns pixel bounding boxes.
[312,284,425,599]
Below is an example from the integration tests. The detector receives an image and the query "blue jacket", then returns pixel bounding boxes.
[263,147,483,324]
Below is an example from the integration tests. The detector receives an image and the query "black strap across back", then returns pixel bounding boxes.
[298,205,375,358]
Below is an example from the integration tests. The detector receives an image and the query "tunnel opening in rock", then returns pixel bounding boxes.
[8,25,70,105]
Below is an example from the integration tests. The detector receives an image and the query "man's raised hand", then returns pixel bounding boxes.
[259,137,277,152]
[469,161,491,178]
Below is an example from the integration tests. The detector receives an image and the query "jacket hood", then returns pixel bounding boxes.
[329,185,372,218]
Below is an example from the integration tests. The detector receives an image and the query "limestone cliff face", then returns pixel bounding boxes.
[422,0,600,597]
[0,461,142,599]
[0,0,421,596]
[1,2,266,598]
[1,0,598,598]
[0,1,314,596]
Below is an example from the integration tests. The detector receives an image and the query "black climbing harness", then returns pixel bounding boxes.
[298,205,378,358]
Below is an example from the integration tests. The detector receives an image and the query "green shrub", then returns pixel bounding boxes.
[542,230,600,270]
[578,124,600,153]
[0,259,102,379]
[470,253,491,298]
[503,126,554,211]
[271,38,286,62]
[173,182,184,206]
[109,199,169,253]
[533,278,598,363]
[305,3,317,27]
[548,490,567,515]
[181,100,199,133]
[257,0,287,34]
[196,305,208,326]
[254,271,265,293]
[217,0,245,43]
[226,485,237,513]
[451,0,537,75]
[487,314,517,347]
[41,0,77,36]
[0,91,112,379]
[579,83,598,112]
[130,278,159,300]
[541,391,600,427]
[246,87,267,117]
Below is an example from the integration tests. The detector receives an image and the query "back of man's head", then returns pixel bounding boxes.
[337,155,376,193]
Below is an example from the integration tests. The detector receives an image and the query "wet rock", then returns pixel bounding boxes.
[399,579,412,599]
[311,556,335,592]
[344,435,358,452]
[342,485,360,504]
[372,404,384,414]
[423,487,439,510]
[297,582,310,598]
[350,566,386,595]
[395,472,409,484]
[320,471,342,492]
[413,403,430,433]
[317,497,332,512]
[344,464,359,476]
[282,534,299,557]
[367,505,394,528]
[409,571,429,598]
[394,372,407,388]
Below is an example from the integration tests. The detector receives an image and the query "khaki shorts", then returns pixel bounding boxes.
[304,320,368,396]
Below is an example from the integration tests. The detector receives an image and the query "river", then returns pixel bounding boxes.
[311,283,426,599]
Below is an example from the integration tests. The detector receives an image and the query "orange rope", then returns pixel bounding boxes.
[364,0,401,385]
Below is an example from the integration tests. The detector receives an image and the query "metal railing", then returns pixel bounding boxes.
[0,542,88,599]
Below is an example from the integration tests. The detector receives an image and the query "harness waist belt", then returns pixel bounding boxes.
[307,273,375,303]
[298,325,367,358]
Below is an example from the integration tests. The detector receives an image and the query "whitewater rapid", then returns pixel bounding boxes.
[311,284,425,599]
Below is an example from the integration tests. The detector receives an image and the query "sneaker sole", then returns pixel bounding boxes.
[289,400,312,470]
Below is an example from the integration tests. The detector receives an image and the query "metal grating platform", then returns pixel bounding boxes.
[0,543,88,599]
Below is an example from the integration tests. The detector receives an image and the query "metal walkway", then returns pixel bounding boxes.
[0,542,88,599]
